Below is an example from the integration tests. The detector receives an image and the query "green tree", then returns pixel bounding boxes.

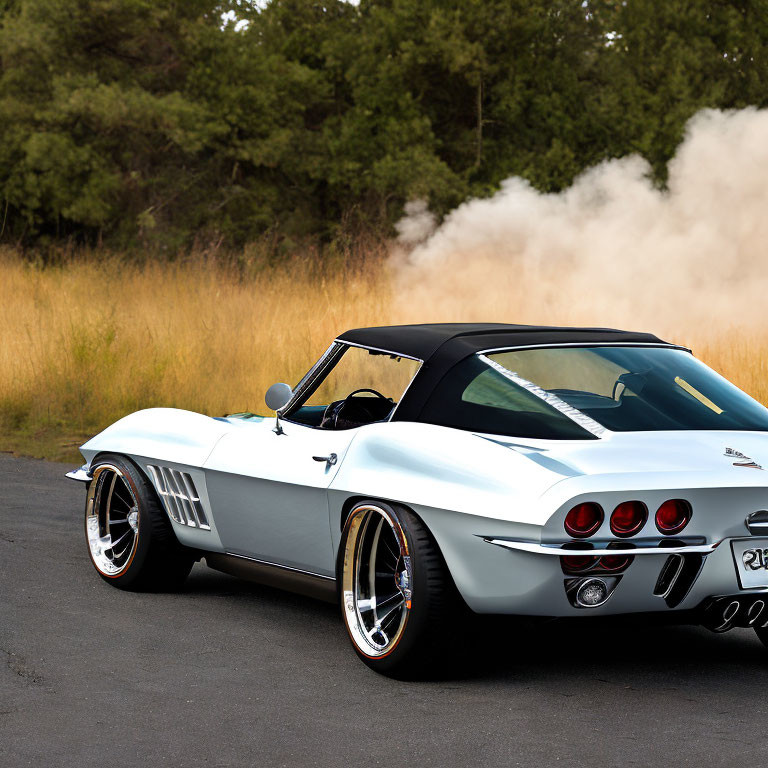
[1,0,767,249]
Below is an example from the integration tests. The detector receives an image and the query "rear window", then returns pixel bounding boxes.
[487,346,768,433]
[419,345,768,439]
[419,355,596,440]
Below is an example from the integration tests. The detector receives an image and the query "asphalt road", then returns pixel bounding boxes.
[2,453,768,768]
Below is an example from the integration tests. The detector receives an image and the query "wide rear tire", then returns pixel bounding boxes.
[339,500,461,678]
[84,454,194,591]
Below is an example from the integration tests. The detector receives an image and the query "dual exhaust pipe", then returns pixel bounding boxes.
[702,596,768,633]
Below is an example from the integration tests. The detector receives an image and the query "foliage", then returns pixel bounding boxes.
[0,0,766,249]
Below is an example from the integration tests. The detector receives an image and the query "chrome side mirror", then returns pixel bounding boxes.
[265,382,293,412]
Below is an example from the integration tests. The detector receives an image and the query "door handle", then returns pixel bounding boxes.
[312,453,337,466]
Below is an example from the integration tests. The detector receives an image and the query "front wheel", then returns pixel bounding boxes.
[339,501,460,678]
[85,454,194,590]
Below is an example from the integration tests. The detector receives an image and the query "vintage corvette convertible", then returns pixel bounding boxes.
[68,323,768,675]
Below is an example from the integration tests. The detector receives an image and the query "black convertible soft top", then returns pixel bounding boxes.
[336,323,674,421]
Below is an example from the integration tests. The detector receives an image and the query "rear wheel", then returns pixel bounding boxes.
[339,501,460,678]
[85,454,194,590]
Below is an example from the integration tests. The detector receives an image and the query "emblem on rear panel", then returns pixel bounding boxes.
[724,447,763,470]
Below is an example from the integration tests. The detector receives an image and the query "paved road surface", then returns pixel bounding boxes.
[1,454,767,767]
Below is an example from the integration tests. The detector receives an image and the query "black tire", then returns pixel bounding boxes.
[338,500,463,678]
[84,454,194,591]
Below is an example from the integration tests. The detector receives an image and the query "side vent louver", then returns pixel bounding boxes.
[147,465,210,530]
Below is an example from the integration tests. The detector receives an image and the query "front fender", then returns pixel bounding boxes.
[79,408,233,468]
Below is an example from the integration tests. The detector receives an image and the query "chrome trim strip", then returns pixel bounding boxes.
[223,552,336,580]
[477,342,691,355]
[478,354,607,438]
[281,342,343,415]
[65,465,92,482]
[484,538,720,556]
[334,339,424,363]
[205,552,336,603]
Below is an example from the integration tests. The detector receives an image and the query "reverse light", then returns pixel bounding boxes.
[610,501,647,537]
[564,502,604,538]
[656,499,692,535]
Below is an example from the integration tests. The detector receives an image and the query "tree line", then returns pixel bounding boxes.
[0,0,766,251]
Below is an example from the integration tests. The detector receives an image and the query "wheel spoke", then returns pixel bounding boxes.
[108,529,132,554]
[357,598,375,613]
[377,597,405,626]
[109,494,132,514]
[113,539,135,561]
[376,591,402,608]
[105,472,117,535]
[368,517,384,615]
[382,538,399,564]
[112,483,133,508]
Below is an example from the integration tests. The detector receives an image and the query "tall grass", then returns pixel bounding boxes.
[2,246,767,462]
[0,246,393,460]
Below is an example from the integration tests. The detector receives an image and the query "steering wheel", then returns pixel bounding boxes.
[321,388,393,430]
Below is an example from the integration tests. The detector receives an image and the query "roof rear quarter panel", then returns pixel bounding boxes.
[328,421,568,526]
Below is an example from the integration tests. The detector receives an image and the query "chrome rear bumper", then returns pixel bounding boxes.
[483,536,719,557]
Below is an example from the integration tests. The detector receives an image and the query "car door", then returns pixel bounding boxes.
[203,342,422,577]
[203,419,356,577]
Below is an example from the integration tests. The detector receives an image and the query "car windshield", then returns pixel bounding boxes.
[485,346,768,433]
[418,345,768,439]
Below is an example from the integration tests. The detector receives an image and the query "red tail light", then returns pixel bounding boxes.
[599,554,633,572]
[610,501,647,537]
[656,499,692,535]
[564,502,603,538]
[561,554,599,573]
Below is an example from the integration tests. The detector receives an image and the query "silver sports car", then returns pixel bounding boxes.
[68,323,768,676]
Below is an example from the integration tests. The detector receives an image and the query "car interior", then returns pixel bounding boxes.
[286,389,396,429]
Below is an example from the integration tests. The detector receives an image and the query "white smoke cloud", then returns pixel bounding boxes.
[393,199,437,246]
[391,108,768,346]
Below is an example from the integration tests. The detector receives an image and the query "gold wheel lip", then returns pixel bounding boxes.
[85,463,140,578]
[341,503,412,659]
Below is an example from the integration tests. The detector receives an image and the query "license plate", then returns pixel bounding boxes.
[732,538,768,589]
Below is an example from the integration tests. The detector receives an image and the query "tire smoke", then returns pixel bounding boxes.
[391,108,768,347]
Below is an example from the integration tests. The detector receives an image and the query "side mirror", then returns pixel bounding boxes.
[265,382,293,412]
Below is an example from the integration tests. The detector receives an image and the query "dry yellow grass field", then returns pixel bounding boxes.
[1,247,767,463]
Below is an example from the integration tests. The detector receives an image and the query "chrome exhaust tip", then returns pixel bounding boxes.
[575,578,609,608]
[702,596,768,632]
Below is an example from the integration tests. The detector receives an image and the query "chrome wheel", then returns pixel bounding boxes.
[341,505,413,657]
[85,464,140,577]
